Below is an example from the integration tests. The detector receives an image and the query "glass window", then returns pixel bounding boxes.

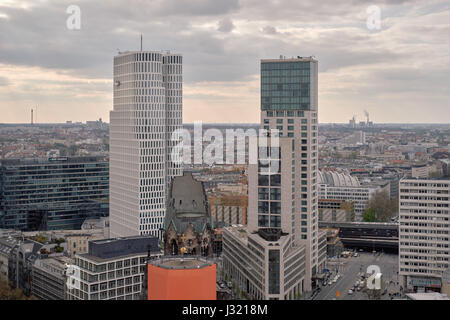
[270,188,281,200]
[258,175,269,186]
[270,216,281,228]
[258,215,269,227]
[258,187,269,200]
[258,201,269,213]
[270,201,281,214]
[271,174,281,186]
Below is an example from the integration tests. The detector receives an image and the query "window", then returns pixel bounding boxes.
[270,188,281,200]
[258,215,269,227]
[270,202,281,214]
[258,201,269,213]
[258,188,269,200]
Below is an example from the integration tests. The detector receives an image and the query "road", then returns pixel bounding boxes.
[313,251,400,300]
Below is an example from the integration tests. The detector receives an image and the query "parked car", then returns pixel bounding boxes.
[348,289,353,295]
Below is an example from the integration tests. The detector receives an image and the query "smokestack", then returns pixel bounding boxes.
[31,109,34,125]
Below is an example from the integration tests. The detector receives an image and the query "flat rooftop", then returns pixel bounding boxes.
[149,256,215,270]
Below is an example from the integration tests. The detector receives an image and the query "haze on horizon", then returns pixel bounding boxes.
[0,0,449,124]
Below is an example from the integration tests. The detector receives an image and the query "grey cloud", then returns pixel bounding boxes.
[262,26,278,34]
[217,18,235,32]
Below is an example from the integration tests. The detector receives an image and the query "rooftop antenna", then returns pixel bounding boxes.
[140,34,143,51]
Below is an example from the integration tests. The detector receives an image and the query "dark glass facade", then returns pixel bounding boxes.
[261,61,313,111]
[0,157,109,231]
[257,147,281,229]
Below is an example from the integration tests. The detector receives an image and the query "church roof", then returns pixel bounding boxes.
[164,172,214,234]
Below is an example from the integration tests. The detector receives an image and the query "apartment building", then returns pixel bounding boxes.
[399,177,450,292]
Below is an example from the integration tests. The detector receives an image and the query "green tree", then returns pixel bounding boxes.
[363,208,376,222]
[368,190,398,222]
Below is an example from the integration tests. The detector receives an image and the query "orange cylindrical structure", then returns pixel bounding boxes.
[148,258,216,300]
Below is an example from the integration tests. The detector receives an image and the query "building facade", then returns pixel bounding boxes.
[110,50,183,239]
[31,255,73,300]
[0,157,109,231]
[223,56,326,299]
[66,236,161,300]
[399,177,450,293]
[147,256,216,300]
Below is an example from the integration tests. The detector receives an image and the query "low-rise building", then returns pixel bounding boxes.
[31,255,73,300]
[66,236,161,300]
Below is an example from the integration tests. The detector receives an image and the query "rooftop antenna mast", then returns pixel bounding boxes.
[140,34,143,51]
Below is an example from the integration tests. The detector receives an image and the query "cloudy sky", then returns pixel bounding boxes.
[0,0,449,124]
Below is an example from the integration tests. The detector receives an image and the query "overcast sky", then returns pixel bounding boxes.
[0,0,449,124]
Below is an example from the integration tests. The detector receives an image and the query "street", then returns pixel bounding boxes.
[313,251,400,300]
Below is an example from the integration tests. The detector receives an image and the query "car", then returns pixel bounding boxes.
[322,281,327,286]
[372,250,376,253]
[220,283,226,288]
[227,282,232,288]
[359,248,364,252]
[353,253,359,257]
[348,289,353,295]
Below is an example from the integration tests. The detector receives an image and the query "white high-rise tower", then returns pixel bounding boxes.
[110,50,183,239]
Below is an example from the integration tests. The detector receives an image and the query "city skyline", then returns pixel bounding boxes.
[0,0,449,124]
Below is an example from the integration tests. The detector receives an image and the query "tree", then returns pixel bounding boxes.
[368,190,398,222]
[0,274,30,300]
[362,208,376,222]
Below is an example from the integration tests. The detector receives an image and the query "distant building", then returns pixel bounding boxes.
[66,236,161,300]
[209,195,247,226]
[147,256,216,300]
[8,239,45,296]
[163,173,214,257]
[399,177,450,293]
[31,255,73,300]
[318,199,353,222]
[318,170,390,221]
[0,157,109,231]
